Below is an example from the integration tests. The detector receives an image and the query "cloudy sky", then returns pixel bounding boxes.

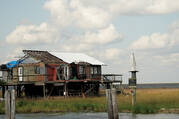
[0,0,179,83]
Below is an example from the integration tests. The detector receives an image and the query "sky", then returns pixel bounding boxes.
[0,0,179,83]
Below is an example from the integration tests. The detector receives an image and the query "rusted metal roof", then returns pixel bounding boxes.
[23,50,64,64]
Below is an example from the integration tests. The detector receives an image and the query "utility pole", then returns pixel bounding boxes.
[128,52,138,107]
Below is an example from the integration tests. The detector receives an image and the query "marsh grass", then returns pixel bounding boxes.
[0,88,179,114]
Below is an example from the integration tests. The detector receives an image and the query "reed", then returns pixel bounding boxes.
[0,88,179,114]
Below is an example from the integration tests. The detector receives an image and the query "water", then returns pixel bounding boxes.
[1,113,179,119]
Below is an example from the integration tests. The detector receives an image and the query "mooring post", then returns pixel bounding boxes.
[106,86,119,119]
[11,89,16,119]
[5,90,11,119]
[5,89,16,119]
[111,88,119,119]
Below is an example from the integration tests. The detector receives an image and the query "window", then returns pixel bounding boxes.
[79,65,85,74]
[34,66,40,74]
[91,67,93,74]
[93,67,98,74]
[91,66,101,75]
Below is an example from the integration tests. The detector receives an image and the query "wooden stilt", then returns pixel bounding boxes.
[2,86,5,98]
[81,83,85,98]
[17,86,19,97]
[64,82,66,98]
[43,84,46,98]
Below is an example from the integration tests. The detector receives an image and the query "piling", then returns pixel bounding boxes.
[106,88,119,119]
[5,90,10,119]
[5,89,16,119]
[11,90,16,119]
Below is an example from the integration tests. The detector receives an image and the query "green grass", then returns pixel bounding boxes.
[1,88,179,114]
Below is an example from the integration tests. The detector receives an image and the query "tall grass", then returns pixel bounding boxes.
[0,88,179,114]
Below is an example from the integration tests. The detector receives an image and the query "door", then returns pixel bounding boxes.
[18,67,23,81]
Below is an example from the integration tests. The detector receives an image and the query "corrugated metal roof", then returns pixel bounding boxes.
[49,52,105,65]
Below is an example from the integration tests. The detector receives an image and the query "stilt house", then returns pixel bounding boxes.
[11,50,104,97]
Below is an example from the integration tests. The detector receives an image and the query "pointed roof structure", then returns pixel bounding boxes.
[130,52,137,71]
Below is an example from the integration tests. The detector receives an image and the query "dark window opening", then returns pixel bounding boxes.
[91,65,101,79]
[34,66,40,74]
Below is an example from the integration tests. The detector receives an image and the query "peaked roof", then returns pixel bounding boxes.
[50,52,104,65]
[23,50,64,64]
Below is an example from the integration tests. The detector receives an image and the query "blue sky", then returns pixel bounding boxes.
[0,0,179,83]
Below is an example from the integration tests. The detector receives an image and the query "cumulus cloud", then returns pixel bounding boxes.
[44,0,110,29]
[6,0,179,47]
[71,24,122,45]
[109,0,179,15]
[130,33,169,50]
[102,48,124,60]
[6,22,58,45]
[130,21,179,50]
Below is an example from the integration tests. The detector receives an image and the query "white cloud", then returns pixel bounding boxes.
[81,24,122,44]
[102,48,124,60]
[130,33,169,50]
[44,0,110,29]
[60,43,93,52]
[130,21,179,50]
[109,0,179,15]
[6,22,58,45]
[59,24,122,52]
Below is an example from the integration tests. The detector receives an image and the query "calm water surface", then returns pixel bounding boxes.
[1,113,179,119]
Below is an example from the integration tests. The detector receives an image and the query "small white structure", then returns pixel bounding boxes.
[130,52,137,71]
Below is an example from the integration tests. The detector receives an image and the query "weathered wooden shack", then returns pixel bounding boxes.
[10,50,104,97]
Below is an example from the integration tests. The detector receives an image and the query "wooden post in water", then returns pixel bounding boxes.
[5,90,16,119]
[5,90,11,119]
[111,88,119,119]
[106,87,119,119]
[11,90,16,119]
